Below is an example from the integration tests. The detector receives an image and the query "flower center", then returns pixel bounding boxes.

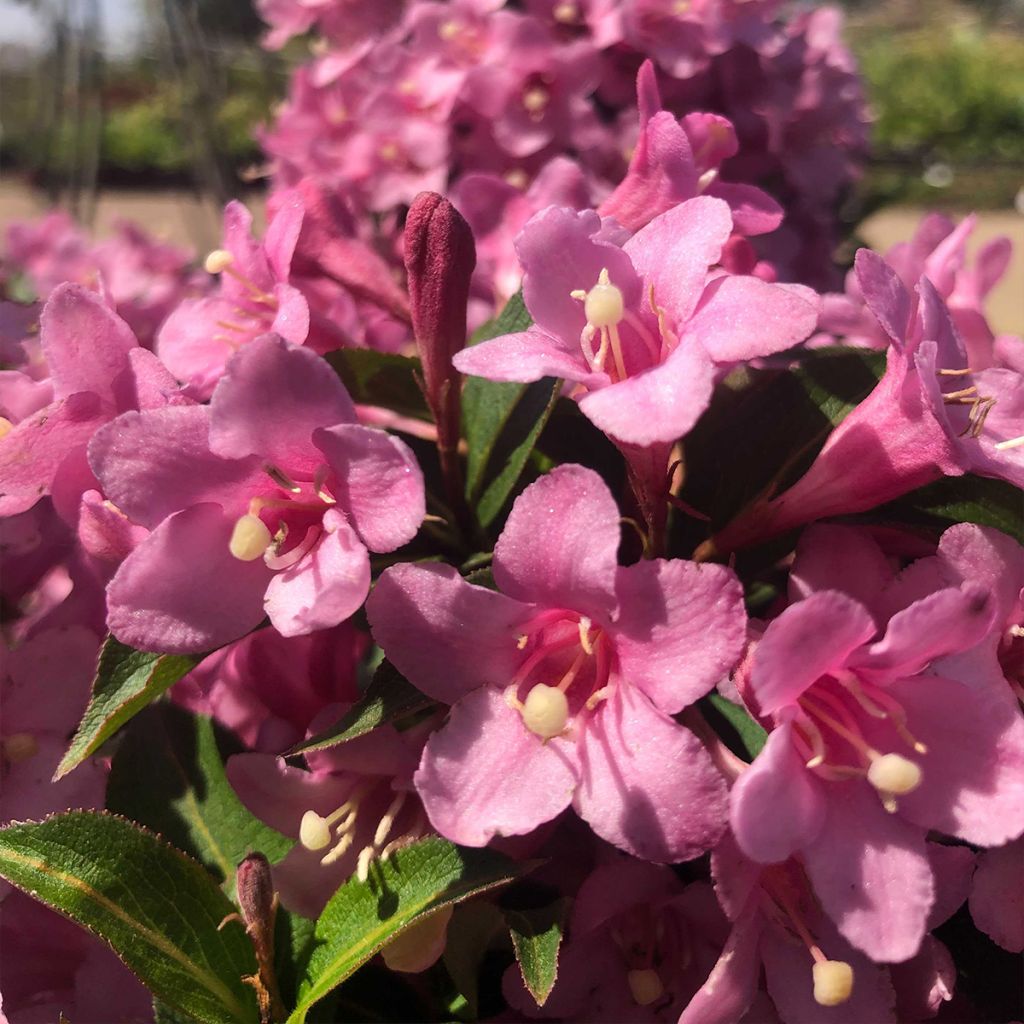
[792,673,926,814]
[504,611,613,739]
[204,248,280,347]
[937,367,996,438]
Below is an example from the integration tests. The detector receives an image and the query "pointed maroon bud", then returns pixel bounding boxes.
[236,852,276,933]
[404,191,477,450]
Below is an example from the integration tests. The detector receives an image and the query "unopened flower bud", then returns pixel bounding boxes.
[627,968,664,1006]
[299,811,332,851]
[229,514,272,561]
[520,684,569,740]
[813,960,854,1006]
[236,852,276,931]
[867,753,922,797]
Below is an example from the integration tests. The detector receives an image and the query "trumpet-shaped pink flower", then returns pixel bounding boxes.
[90,334,424,653]
[0,284,188,520]
[729,528,1024,963]
[454,198,817,447]
[368,464,746,861]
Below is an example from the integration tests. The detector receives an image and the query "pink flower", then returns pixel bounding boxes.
[969,838,1023,953]
[90,334,425,653]
[729,525,1024,962]
[454,198,817,447]
[155,197,318,399]
[368,464,746,861]
[0,284,188,521]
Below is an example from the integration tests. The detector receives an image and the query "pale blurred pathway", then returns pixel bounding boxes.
[1,181,1020,333]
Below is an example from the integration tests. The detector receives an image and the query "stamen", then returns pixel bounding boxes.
[836,674,887,719]
[627,968,664,1006]
[229,513,272,561]
[264,525,320,570]
[578,617,594,655]
[938,367,973,376]
[522,86,549,116]
[941,386,977,400]
[995,434,1024,451]
[585,685,611,711]
[215,319,248,333]
[553,1,578,23]
[519,683,570,739]
[812,961,854,1007]
[205,249,234,274]
[795,716,828,768]
[356,846,375,882]
[516,634,530,650]
[373,791,408,848]
[555,649,588,693]
[264,464,302,493]
[0,417,13,440]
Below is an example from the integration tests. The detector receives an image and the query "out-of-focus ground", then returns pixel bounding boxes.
[1,180,1020,335]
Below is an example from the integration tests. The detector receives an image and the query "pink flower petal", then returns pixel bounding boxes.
[453,328,601,387]
[678,910,762,1024]
[263,508,370,637]
[855,249,912,347]
[969,839,1024,952]
[614,559,745,714]
[313,423,424,552]
[730,722,826,863]
[106,503,272,653]
[367,562,529,705]
[493,464,619,619]
[414,686,580,846]
[750,591,877,715]
[575,683,728,862]
[704,181,783,236]
[210,334,355,476]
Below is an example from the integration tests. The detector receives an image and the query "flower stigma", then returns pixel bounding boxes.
[627,968,664,1006]
[229,513,273,561]
[812,960,855,1007]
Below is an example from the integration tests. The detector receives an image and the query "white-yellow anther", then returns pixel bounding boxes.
[522,86,549,114]
[3,732,40,764]
[438,18,460,39]
[520,683,569,739]
[812,960,854,1007]
[229,514,272,561]
[204,249,234,274]
[627,968,664,1006]
[0,416,14,440]
[867,753,922,797]
[299,811,332,851]
[553,1,578,22]
[583,269,625,328]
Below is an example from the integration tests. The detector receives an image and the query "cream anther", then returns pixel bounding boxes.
[3,732,40,763]
[438,18,460,39]
[204,249,234,274]
[995,434,1024,451]
[867,753,922,798]
[299,811,332,851]
[627,968,664,1006]
[812,960,854,1007]
[583,268,625,328]
[0,416,13,440]
[553,1,578,22]
[229,513,272,561]
[521,683,569,739]
[522,86,549,114]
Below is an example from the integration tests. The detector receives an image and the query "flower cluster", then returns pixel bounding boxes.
[1,2,1023,1022]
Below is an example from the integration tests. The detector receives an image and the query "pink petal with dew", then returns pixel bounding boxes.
[367,562,529,706]
[414,686,580,847]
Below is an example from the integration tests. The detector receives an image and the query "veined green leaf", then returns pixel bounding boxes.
[0,812,259,1024]
[325,349,428,420]
[507,898,569,1008]
[703,694,768,760]
[56,637,200,779]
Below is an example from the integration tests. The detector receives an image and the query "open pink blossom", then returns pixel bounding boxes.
[368,464,746,861]
[454,198,817,448]
[0,283,188,521]
[90,334,424,653]
[729,527,1024,963]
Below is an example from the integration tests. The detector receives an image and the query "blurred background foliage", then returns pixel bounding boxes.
[0,0,1022,208]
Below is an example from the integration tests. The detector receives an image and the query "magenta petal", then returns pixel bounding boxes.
[614,559,745,714]
[414,686,580,846]
[210,334,355,475]
[313,423,424,551]
[802,781,933,962]
[751,591,876,715]
[730,722,826,863]
[89,406,264,528]
[453,328,601,387]
[40,283,136,403]
[969,840,1024,952]
[623,196,732,324]
[575,684,728,862]
[106,503,272,653]
[855,248,912,347]
[885,674,1024,846]
[269,283,311,345]
[678,910,762,1024]
[577,334,714,445]
[263,509,370,637]
[367,562,529,705]
[851,584,996,682]
[890,935,955,1022]
[938,523,1024,624]
[493,464,619,619]
[121,348,189,411]
[684,275,818,363]
[704,181,783,236]
[263,190,304,281]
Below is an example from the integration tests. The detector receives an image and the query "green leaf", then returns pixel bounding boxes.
[325,349,428,420]
[703,694,768,760]
[0,812,259,1024]
[873,475,1024,545]
[288,837,527,1023]
[56,637,200,779]
[287,660,435,757]
[442,901,505,1019]
[106,704,291,892]
[462,292,559,526]
[506,898,569,1008]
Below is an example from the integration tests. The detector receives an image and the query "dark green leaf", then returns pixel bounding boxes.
[506,898,569,1008]
[106,704,291,892]
[442,902,505,1019]
[56,637,200,779]
[325,349,428,420]
[154,1001,202,1024]
[703,694,768,760]
[0,812,259,1024]
[287,660,435,757]
[288,837,527,1023]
